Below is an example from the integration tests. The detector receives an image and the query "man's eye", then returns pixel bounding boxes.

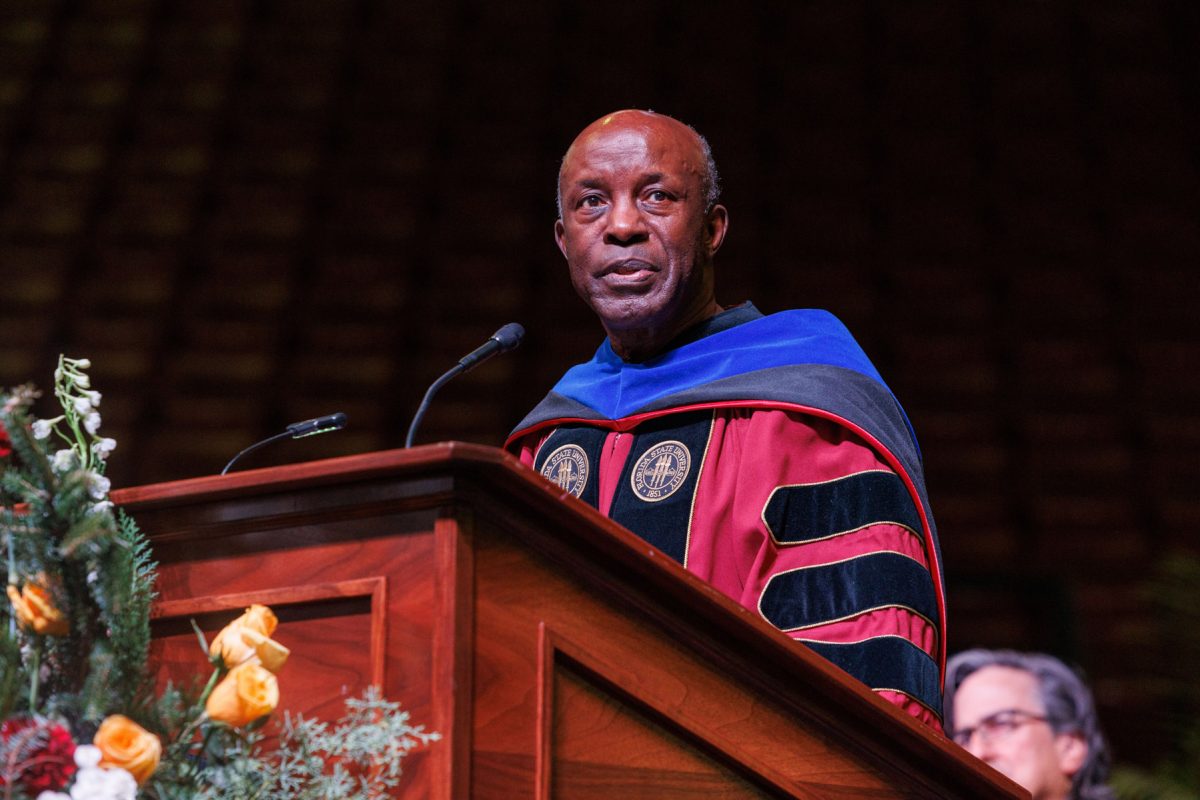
[647,190,671,202]
[579,195,603,208]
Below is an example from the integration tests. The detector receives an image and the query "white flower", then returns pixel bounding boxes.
[87,473,111,500]
[92,437,117,458]
[85,390,102,407]
[73,396,93,415]
[53,449,77,471]
[99,768,137,800]
[68,765,137,800]
[37,793,71,800]
[75,372,91,388]
[84,412,101,434]
[92,500,114,515]
[75,358,91,369]
[74,745,102,769]
[32,419,54,439]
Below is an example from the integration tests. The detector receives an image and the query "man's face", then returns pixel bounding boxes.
[555,112,727,355]
[952,666,1085,800]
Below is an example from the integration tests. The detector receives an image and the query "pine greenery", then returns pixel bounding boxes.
[1,371,155,734]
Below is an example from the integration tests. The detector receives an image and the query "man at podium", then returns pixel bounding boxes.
[507,109,946,731]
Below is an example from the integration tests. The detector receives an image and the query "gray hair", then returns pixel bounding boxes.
[555,113,721,220]
[944,649,1115,800]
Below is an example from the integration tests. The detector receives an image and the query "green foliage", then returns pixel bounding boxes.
[0,384,55,502]
[110,510,158,699]
[3,359,440,796]
[138,684,441,800]
[168,688,441,800]
[2,361,154,731]
[138,678,220,797]
[0,626,24,719]
[1111,554,1200,800]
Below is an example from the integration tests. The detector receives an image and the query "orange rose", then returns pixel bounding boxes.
[205,662,279,727]
[7,581,69,636]
[94,714,162,785]
[209,604,287,670]
[239,627,290,673]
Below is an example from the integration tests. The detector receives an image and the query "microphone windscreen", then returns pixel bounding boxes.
[492,322,525,351]
[286,412,349,437]
[321,412,348,430]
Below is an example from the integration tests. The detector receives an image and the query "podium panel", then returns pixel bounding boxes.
[114,443,1027,799]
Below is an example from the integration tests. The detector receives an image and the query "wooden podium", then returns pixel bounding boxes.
[114,443,1025,799]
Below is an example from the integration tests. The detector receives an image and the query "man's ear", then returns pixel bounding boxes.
[705,204,729,256]
[1055,732,1088,778]
[554,218,568,259]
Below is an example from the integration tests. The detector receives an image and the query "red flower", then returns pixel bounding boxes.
[0,421,11,458]
[0,717,78,794]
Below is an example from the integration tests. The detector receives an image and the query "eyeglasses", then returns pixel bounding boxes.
[951,709,1050,747]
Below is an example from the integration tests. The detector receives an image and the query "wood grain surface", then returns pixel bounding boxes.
[116,443,1028,799]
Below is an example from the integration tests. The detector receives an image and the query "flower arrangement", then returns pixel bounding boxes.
[1,358,438,799]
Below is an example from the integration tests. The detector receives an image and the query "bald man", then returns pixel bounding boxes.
[507,110,946,730]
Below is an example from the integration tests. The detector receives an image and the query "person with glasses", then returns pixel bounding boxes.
[944,649,1115,800]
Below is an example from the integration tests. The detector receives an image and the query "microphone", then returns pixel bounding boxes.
[405,323,524,448]
[457,322,525,371]
[287,412,348,438]
[222,412,349,475]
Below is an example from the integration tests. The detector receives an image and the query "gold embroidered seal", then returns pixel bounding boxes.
[540,444,590,498]
[630,440,691,502]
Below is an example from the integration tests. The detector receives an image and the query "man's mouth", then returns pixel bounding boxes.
[600,259,658,281]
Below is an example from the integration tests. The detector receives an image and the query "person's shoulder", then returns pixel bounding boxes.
[762,307,849,329]
[735,308,860,346]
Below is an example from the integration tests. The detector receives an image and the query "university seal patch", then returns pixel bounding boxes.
[540,444,590,498]
[630,440,691,502]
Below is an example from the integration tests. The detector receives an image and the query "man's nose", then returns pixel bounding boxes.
[604,197,648,245]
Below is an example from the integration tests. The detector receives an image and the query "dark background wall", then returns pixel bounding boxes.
[2,0,1197,770]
